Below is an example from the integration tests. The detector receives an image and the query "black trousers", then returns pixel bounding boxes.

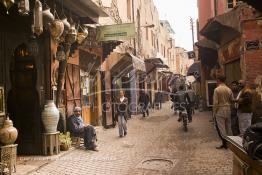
[83,125,97,149]
[140,103,149,117]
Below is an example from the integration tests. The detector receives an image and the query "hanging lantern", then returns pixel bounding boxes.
[42,6,54,29]
[33,0,43,36]
[55,44,66,61]
[61,17,70,32]
[77,26,88,44]
[27,34,39,56]
[49,19,64,41]
[18,0,30,16]
[1,0,14,14]
[65,24,77,44]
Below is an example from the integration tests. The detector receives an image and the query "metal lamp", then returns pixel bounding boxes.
[1,0,14,14]
[27,34,39,56]
[18,0,30,16]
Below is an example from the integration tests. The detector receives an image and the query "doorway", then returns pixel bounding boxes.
[7,43,41,154]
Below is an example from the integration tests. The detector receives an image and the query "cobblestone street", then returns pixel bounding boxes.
[28,103,232,175]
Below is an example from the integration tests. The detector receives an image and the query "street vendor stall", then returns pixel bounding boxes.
[226,136,262,175]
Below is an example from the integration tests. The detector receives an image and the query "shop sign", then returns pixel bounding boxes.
[245,40,259,50]
[96,23,135,41]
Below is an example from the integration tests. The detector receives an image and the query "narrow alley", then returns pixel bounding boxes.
[25,103,232,175]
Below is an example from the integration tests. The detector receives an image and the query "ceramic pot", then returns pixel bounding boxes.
[42,7,54,29]
[60,144,69,151]
[41,100,59,133]
[49,19,64,40]
[0,117,18,145]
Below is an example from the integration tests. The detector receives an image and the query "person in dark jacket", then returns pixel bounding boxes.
[174,85,191,122]
[230,81,240,136]
[68,107,98,151]
[235,80,253,136]
[155,89,162,109]
[138,90,150,117]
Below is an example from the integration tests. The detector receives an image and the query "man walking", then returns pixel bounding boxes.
[116,90,128,137]
[230,81,240,136]
[138,90,150,117]
[213,75,233,149]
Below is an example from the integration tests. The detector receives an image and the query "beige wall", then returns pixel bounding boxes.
[175,47,194,76]
[99,0,177,72]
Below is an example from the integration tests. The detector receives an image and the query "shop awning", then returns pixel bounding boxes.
[196,38,218,67]
[110,53,146,77]
[187,61,201,79]
[62,0,108,23]
[79,49,101,75]
[145,58,169,74]
[243,0,262,12]
[195,38,219,50]
[200,4,247,45]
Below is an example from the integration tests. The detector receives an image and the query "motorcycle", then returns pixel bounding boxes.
[179,107,188,132]
[173,102,189,132]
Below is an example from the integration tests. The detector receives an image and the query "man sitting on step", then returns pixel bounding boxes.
[68,107,98,151]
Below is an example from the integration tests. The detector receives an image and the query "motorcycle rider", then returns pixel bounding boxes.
[173,85,191,122]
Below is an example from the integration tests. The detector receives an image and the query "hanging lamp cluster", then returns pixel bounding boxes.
[1,0,90,57]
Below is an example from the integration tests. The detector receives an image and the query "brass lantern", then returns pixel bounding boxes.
[77,26,88,44]
[65,24,77,44]
[32,0,43,36]
[42,4,54,29]
[18,0,30,16]
[1,0,14,14]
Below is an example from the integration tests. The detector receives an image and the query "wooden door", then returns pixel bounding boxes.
[66,64,81,117]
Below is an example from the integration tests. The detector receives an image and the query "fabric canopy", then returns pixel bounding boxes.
[110,53,146,77]
[200,4,247,44]
[195,38,219,50]
[145,58,169,74]
[187,61,201,79]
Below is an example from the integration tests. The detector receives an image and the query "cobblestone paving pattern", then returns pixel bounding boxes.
[29,103,232,175]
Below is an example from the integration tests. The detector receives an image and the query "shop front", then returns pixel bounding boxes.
[102,51,146,127]
[0,0,108,155]
[0,1,50,154]
[145,58,169,106]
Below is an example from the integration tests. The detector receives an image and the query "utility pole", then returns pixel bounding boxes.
[190,17,195,51]
[132,0,136,55]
